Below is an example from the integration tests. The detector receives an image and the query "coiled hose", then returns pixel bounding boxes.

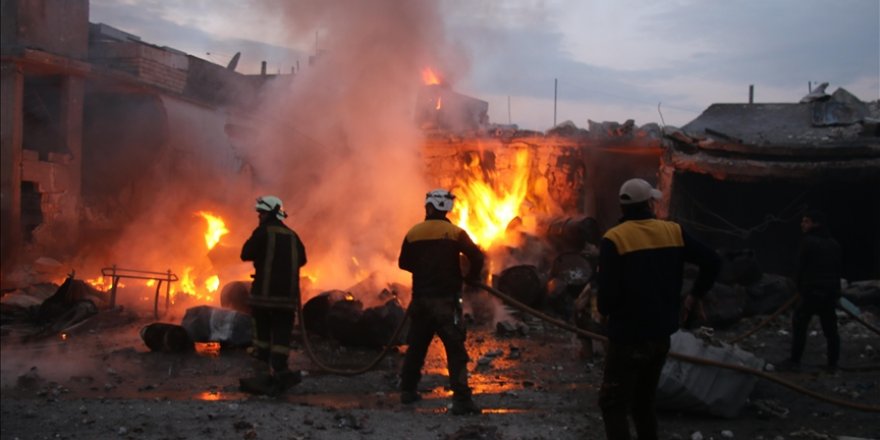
[471,282,880,413]
[295,296,411,376]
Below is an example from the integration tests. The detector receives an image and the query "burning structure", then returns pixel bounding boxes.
[1,0,878,326]
[1,0,288,303]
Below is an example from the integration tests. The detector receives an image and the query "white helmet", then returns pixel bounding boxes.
[425,189,455,212]
[255,195,288,220]
[618,178,662,205]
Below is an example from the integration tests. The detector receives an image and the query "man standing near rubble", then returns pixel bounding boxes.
[239,195,307,396]
[398,189,485,415]
[596,178,720,440]
[788,208,842,372]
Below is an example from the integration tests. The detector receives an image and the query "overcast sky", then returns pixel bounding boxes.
[90,0,879,130]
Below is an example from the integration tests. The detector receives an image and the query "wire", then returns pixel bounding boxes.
[556,77,704,115]
[675,187,808,240]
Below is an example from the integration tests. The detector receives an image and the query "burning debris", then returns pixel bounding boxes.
[1,1,879,438]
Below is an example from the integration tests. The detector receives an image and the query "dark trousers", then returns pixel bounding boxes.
[598,338,670,440]
[251,307,295,373]
[399,297,472,400]
[791,297,840,367]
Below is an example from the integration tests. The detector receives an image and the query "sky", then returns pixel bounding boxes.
[89,0,880,131]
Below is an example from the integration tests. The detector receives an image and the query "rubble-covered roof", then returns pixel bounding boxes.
[676,88,879,158]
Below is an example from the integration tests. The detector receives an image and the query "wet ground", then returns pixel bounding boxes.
[1,305,879,440]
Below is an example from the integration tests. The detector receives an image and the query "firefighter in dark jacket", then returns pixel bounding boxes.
[788,209,842,372]
[398,189,485,415]
[596,178,720,440]
[239,195,307,396]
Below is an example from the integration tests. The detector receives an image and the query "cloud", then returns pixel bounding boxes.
[89,0,309,74]
[90,0,879,130]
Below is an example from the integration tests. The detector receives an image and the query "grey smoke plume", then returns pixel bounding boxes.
[240,0,470,294]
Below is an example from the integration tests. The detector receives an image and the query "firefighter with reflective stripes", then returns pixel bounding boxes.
[596,178,720,440]
[398,189,485,415]
[239,195,307,396]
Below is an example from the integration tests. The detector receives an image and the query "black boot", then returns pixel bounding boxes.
[239,373,274,395]
[267,370,302,397]
[450,398,482,415]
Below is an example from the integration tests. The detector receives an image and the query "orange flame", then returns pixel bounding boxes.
[422,67,441,85]
[449,149,531,249]
[197,211,229,250]
[86,277,107,290]
[86,277,125,290]
[205,275,220,292]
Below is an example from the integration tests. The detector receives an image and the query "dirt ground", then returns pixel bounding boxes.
[1,301,879,440]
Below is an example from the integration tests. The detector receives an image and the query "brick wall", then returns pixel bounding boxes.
[423,135,586,215]
[90,42,188,94]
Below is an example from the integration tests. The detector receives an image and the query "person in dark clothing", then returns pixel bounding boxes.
[239,195,307,396]
[596,178,721,440]
[398,189,485,415]
[788,209,842,372]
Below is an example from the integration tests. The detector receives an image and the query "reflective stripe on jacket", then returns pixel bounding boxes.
[241,218,307,310]
[597,217,720,343]
[399,218,484,299]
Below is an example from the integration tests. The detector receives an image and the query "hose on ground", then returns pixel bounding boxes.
[725,294,879,372]
[471,282,880,414]
[726,294,798,345]
[838,302,880,336]
[295,296,411,376]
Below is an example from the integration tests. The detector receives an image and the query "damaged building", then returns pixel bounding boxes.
[0,0,289,279]
[2,0,878,298]
[659,88,880,281]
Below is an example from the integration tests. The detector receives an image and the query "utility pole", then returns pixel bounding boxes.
[749,84,754,104]
[553,78,558,127]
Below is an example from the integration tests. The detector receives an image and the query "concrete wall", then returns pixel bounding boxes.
[0,0,89,58]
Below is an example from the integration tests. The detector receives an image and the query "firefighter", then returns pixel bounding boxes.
[239,195,307,396]
[596,178,720,439]
[398,189,485,415]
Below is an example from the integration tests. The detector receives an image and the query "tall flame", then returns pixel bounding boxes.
[449,149,531,249]
[422,67,441,85]
[197,211,229,250]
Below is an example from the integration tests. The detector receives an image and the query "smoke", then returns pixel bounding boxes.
[238,0,469,294]
[15,0,471,311]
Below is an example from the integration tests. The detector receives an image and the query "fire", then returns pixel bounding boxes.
[165,211,228,303]
[86,277,107,290]
[449,149,531,249]
[435,97,443,110]
[171,266,214,303]
[422,67,441,85]
[86,277,124,290]
[197,211,229,250]
[205,275,220,292]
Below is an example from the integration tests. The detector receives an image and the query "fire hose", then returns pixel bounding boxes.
[290,282,879,412]
[295,294,412,376]
[470,282,880,413]
[728,294,880,345]
[726,294,799,344]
